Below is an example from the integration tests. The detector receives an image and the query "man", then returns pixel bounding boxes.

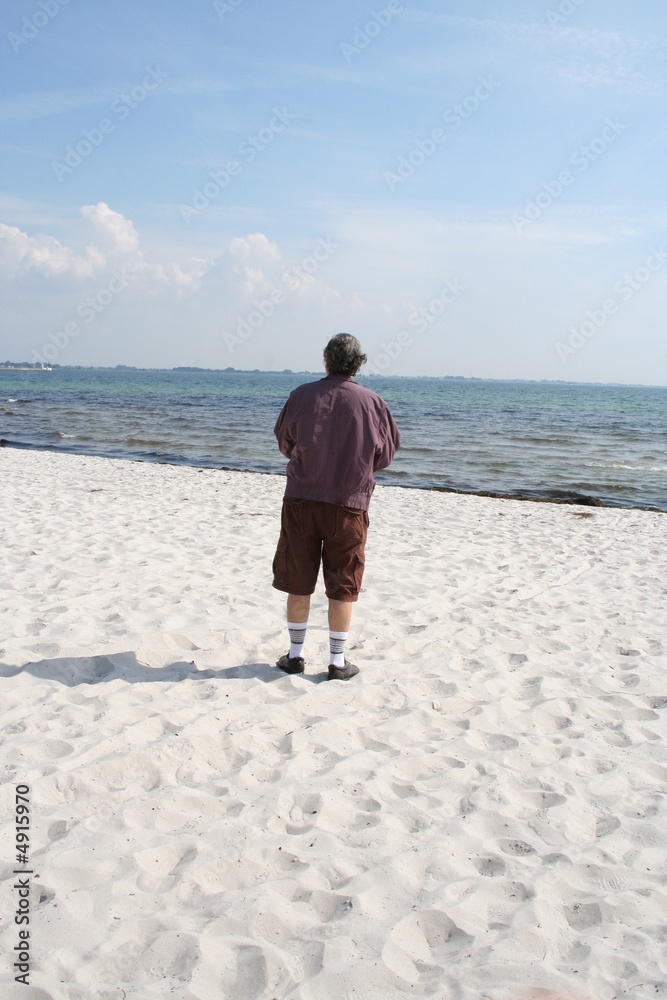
[272,333,401,680]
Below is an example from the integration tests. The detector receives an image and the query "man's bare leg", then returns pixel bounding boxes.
[328,598,352,633]
[287,594,310,623]
[327,599,357,677]
[277,594,311,672]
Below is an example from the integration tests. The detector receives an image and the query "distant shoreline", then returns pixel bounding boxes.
[0,365,52,372]
[0,365,664,388]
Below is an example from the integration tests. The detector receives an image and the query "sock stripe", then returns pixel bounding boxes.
[329,630,349,654]
[287,621,307,658]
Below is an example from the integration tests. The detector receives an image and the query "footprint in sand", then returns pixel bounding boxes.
[444,757,465,769]
[351,797,382,829]
[499,839,536,856]
[221,944,268,1000]
[142,931,200,983]
[307,889,354,922]
[382,909,474,984]
[48,820,68,841]
[285,793,322,835]
[487,734,519,751]
[536,791,567,808]
[31,739,73,760]
[603,724,633,747]
[4,721,26,735]
[542,852,572,867]
[595,815,621,838]
[27,642,60,657]
[262,847,307,874]
[564,901,602,929]
[459,792,477,817]
[391,781,418,799]
[520,676,543,699]
[476,855,506,877]
[135,842,198,894]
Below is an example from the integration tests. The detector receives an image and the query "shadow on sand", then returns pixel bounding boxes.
[0,652,330,686]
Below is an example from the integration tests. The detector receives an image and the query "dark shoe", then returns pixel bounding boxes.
[277,653,305,675]
[328,659,359,681]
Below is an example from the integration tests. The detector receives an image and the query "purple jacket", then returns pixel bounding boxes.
[274,375,401,510]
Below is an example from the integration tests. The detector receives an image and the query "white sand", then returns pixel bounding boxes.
[0,447,665,1000]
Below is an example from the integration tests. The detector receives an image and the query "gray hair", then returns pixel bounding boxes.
[323,333,367,377]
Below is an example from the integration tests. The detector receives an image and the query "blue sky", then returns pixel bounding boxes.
[1,0,665,383]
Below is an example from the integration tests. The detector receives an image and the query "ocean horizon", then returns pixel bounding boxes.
[2,361,665,389]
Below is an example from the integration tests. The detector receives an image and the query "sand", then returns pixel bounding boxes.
[0,447,665,1000]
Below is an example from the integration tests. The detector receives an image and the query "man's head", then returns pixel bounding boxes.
[323,333,367,377]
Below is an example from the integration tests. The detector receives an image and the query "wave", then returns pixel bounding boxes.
[585,462,667,473]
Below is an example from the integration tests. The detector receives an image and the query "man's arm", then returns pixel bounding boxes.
[373,406,401,471]
[274,401,296,458]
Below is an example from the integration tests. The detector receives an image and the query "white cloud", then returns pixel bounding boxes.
[229,232,281,263]
[0,221,105,287]
[81,202,139,255]
[0,203,141,289]
[222,232,283,297]
[0,205,346,328]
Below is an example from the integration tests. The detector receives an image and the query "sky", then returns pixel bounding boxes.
[0,0,665,384]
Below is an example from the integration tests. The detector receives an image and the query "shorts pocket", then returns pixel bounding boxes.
[284,497,305,532]
[337,505,366,540]
[272,536,289,581]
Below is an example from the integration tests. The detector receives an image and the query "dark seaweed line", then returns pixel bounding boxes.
[1,438,663,513]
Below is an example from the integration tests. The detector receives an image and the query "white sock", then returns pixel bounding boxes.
[288,621,307,658]
[329,629,348,667]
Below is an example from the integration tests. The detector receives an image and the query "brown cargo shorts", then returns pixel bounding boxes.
[272,497,369,602]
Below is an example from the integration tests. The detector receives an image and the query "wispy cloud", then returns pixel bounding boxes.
[556,64,659,94]
[0,77,239,124]
[0,143,53,159]
[403,9,663,93]
[0,86,115,124]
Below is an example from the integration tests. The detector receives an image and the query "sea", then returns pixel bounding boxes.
[1,368,665,512]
